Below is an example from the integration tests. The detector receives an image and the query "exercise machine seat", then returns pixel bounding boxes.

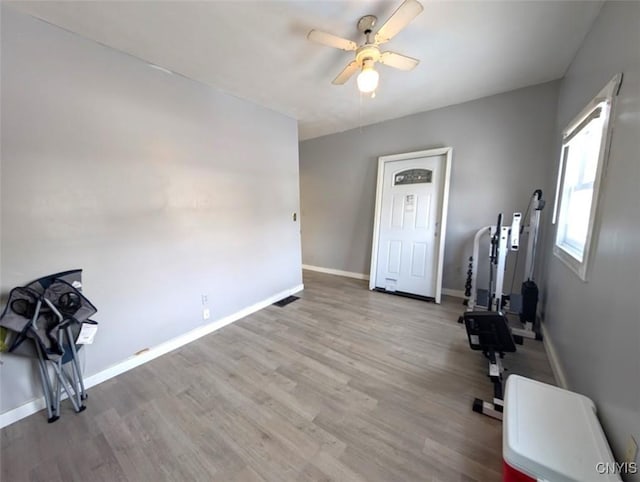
[463,311,517,354]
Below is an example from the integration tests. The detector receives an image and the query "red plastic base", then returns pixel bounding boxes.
[503,460,536,482]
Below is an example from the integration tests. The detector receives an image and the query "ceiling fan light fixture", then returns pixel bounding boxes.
[308,0,423,93]
[357,61,379,93]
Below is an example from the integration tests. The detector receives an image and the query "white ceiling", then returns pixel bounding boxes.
[7,1,603,140]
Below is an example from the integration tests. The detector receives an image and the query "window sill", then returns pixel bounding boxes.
[553,245,588,282]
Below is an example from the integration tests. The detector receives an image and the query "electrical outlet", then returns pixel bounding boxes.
[203,308,210,320]
[624,436,638,464]
[201,294,208,305]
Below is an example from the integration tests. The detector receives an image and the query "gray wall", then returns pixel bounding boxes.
[540,1,640,474]
[299,81,559,290]
[0,8,302,414]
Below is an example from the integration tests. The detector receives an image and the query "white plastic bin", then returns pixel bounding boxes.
[503,375,621,482]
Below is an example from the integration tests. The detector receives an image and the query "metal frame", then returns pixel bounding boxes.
[463,310,516,421]
[463,190,545,340]
[472,350,505,421]
[35,298,87,422]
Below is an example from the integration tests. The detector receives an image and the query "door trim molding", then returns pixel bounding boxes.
[369,147,453,304]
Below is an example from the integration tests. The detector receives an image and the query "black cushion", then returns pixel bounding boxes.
[463,311,517,353]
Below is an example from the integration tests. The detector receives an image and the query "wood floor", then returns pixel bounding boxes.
[1,271,554,481]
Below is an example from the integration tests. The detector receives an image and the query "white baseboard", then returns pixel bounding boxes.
[541,323,568,389]
[0,283,304,429]
[442,288,465,299]
[0,398,48,428]
[302,264,369,281]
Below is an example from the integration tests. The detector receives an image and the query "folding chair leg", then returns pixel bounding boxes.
[65,326,87,400]
[61,332,82,408]
[53,364,85,416]
[54,361,66,415]
[65,361,82,409]
[34,343,58,423]
[53,370,61,418]
[52,359,85,413]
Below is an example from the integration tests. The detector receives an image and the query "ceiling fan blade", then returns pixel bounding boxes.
[308,30,358,51]
[379,51,420,71]
[375,0,424,44]
[332,61,360,85]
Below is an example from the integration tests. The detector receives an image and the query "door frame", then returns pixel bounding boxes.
[369,147,453,304]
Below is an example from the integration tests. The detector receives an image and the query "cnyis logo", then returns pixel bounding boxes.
[595,462,638,475]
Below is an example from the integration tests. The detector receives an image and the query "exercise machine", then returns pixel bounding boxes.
[460,190,545,420]
[459,190,545,341]
[463,311,517,420]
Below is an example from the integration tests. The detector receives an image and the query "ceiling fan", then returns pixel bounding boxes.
[307,0,424,95]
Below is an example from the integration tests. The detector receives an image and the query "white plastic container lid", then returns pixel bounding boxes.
[503,375,621,482]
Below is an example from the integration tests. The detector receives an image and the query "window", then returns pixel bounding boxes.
[552,74,622,280]
[394,169,432,185]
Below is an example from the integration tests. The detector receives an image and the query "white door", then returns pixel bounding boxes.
[374,155,444,298]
